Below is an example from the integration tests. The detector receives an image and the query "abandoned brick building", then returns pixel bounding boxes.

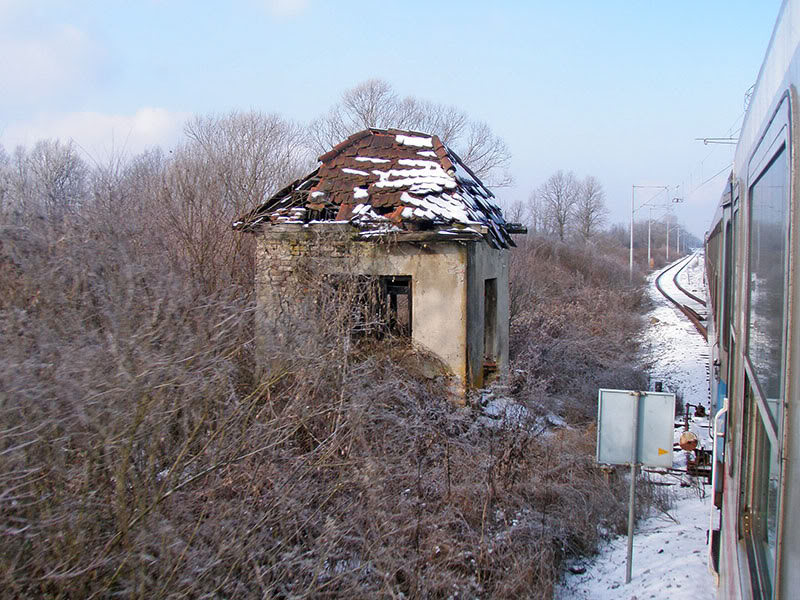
[233,128,523,393]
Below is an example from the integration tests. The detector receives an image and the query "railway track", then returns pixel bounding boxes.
[654,253,708,341]
[672,258,706,307]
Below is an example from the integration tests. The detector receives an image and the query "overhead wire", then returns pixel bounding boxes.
[681,107,744,201]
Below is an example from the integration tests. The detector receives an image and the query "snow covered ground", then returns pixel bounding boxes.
[557,254,717,600]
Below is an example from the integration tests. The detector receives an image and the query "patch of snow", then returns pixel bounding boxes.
[353,187,369,199]
[311,191,326,198]
[373,174,456,190]
[641,262,709,414]
[397,190,478,225]
[417,150,437,157]
[395,134,433,148]
[341,167,369,176]
[560,493,715,600]
[412,206,436,220]
[397,158,441,168]
[350,203,391,224]
[357,225,402,237]
[480,396,530,427]
[354,156,391,164]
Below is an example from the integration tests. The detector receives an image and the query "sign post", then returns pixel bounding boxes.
[626,391,640,583]
[596,389,675,584]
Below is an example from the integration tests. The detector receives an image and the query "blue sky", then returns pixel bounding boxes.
[0,0,781,237]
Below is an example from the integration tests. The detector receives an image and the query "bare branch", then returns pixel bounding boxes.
[307,79,512,186]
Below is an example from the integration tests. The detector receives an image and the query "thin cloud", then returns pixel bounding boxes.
[265,0,309,18]
[0,23,103,106]
[2,108,190,157]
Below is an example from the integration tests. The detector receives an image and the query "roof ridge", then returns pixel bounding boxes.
[318,128,440,163]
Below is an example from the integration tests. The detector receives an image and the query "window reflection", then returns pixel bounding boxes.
[747,146,787,422]
[750,408,779,596]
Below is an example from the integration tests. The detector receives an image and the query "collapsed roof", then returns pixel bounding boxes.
[233,128,517,249]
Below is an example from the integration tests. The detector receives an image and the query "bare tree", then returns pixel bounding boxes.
[525,189,551,235]
[5,146,33,216]
[2,140,88,219]
[185,111,313,215]
[308,79,512,186]
[501,197,527,226]
[27,139,88,218]
[537,170,579,241]
[0,145,9,214]
[574,175,608,240]
[140,111,313,292]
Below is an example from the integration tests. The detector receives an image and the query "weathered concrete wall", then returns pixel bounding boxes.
[465,242,510,388]
[254,227,469,388]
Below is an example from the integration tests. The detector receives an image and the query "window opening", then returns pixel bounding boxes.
[321,275,411,338]
[381,276,411,337]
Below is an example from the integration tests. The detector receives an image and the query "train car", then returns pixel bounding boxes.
[705,1,800,598]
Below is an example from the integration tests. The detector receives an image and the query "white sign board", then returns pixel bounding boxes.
[596,389,675,468]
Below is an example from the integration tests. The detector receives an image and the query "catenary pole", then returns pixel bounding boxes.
[629,186,634,281]
[631,185,671,279]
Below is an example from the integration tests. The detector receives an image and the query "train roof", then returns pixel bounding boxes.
[734,0,800,171]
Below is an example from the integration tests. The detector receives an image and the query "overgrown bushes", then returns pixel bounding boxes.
[2,127,663,598]
[508,235,649,424]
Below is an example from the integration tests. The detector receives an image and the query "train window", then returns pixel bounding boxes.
[741,381,780,598]
[731,205,739,336]
[746,144,788,424]
[722,221,732,351]
[750,406,780,596]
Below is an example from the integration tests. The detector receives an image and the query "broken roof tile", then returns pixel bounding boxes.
[233,128,515,248]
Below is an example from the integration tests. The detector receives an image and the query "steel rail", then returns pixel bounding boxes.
[655,254,708,341]
[672,254,707,306]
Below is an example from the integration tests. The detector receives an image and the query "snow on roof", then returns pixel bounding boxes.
[233,128,515,248]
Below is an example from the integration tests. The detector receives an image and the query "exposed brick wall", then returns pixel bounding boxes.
[256,229,353,299]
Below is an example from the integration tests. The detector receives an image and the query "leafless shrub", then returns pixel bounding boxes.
[2,127,648,598]
[509,235,647,424]
[1,201,638,599]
